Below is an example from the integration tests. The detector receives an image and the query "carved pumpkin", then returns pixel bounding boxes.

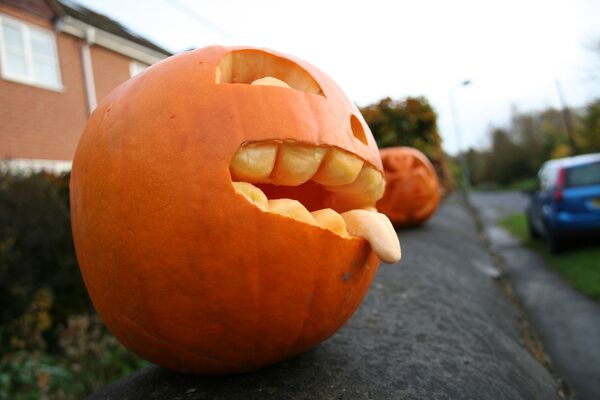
[376,147,441,226]
[70,46,400,374]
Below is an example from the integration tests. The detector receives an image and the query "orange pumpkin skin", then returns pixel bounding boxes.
[70,46,383,374]
[376,147,441,226]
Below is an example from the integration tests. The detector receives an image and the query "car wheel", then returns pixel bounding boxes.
[527,213,541,239]
[549,234,564,254]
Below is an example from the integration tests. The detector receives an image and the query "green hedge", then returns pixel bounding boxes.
[0,170,146,399]
[0,171,86,326]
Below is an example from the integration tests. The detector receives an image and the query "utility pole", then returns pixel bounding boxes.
[555,80,579,155]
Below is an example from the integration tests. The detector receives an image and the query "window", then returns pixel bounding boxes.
[129,61,148,77]
[0,14,62,90]
[566,162,600,188]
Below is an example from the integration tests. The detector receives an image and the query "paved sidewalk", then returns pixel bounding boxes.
[471,191,600,400]
[90,194,559,400]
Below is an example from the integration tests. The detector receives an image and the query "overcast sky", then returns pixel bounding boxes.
[77,0,600,154]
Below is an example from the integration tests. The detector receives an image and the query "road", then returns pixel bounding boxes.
[90,194,559,400]
[470,191,600,400]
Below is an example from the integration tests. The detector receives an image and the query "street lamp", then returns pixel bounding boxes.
[448,80,472,189]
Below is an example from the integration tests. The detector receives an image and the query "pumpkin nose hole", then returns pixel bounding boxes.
[350,115,368,145]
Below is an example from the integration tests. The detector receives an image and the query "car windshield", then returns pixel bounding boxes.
[566,162,600,187]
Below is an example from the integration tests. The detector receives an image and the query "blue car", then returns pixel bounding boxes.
[526,153,600,253]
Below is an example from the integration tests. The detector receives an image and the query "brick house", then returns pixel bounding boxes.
[0,0,171,172]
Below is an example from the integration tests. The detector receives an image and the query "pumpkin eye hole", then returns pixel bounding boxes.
[350,115,368,145]
[216,50,324,97]
[382,157,398,172]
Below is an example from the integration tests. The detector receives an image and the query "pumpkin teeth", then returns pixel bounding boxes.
[323,164,385,205]
[232,182,269,210]
[231,181,401,264]
[271,144,327,186]
[229,141,385,205]
[311,208,348,236]
[230,144,278,182]
[313,148,364,186]
[268,199,316,225]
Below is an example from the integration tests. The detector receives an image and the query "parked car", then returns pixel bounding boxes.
[526,153,600,252]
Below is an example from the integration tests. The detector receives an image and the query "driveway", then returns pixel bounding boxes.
[470,191,600,400]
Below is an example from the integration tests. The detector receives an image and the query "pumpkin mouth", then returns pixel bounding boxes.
[229,140,401,263]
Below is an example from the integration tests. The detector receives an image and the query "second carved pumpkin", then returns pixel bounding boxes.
[376,147,441,226]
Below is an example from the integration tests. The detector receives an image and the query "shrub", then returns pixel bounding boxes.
[0,170,88,328]
[360,97,454,193]
[0,169,147,399]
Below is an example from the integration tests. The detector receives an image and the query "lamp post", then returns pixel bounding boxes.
[448,80,472,190]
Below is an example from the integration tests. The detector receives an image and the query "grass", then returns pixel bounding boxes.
[499,213,600,301]
[472,178,538,192]
[504,178,537,192]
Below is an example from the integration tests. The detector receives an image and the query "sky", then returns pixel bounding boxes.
[77,0,600,154]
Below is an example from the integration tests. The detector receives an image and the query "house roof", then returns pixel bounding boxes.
[46,0,172,56]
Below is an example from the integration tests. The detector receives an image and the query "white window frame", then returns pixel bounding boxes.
[0,13,63,91]
[129,61,148,78]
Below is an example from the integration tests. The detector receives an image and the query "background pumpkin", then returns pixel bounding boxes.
[70,46,399,374]
[376,147,441,226]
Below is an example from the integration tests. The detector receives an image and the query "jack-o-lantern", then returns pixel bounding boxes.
[70,46,400,374]
[376,147,441,226]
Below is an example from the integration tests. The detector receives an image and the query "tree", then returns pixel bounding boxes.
[482,128,530,185]
[578,99,600,152]
[460,99,600,188]
[360,97,453,191]
[361,97,441,157]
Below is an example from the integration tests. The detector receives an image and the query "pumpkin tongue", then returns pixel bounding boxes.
[341,210,401,263]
